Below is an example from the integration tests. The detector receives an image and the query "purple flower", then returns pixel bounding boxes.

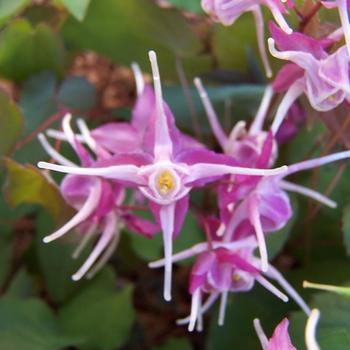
[38,114,160,280]
[150,234,310,331]
[38,51,288,301]
[268,23,350,134]
[195,77,348,271]
[201,0,293,77]
[254,318,296,350]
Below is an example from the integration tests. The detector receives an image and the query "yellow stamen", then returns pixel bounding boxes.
[156,170,175,195]
[232,274,241,282]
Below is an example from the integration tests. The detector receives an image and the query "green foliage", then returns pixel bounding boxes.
[58,76,97,111]
[59,0,91,21]
[19,71,57,135]
[62,0,205,78]
[290,283,350,349]
[0,297,75,350]
[207,284,294,349]
[167,0,202,14]
[0,0,29,27]
[0,19,64,82]
[3,159,66,220]
[58,269,135,350]
[35,211,90,303]
[0,91,23,155]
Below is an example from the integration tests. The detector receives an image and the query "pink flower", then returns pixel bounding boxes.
[150,234,310,331]
[201,0,293,77]
[268,23,350,133]
[38,51,287,301]
[195,77,347,271]
[38,114,159,281]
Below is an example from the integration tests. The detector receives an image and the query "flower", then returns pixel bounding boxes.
[268,23,350,133]
[201,0,293,77]
[38,51,288,301]
[195,77,348,271]
[38,114,159,281]
[149,233,310,331]
[254,318,296,350]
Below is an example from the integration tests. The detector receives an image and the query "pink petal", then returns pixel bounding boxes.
[267,318,296,350]
[91,122,141,154]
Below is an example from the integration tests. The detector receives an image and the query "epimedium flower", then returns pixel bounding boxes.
[194,77,346,271]
[37,51,288,302]
[38,114,159,281]
[254,318,296,350]
[201,0,294,77]
[268,22,350,134]
[149,233,310,331]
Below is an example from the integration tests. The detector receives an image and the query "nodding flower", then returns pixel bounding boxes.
[254,318,296,350]
[195,76,349,272]
[38,114,159,281]
[149,235,310,331]
[37,51,288,302]
[201,0,294,77]
[268,22,350,134]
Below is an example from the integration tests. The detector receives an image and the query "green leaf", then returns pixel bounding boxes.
[6,269,34,299]
[342,204,350,256]
[35,210,91,303]
[0,91,23,155]
[62,0,203,78]
[167,0,203,14]
[3,158,66,220]
[151,337,192,350]
[0,297,74,350]
[207,284,294,350]
[211,13,260,71]
[163,84,264,135]
[0,0,30,26]
[59,269,135,350]
[19,71,57,136]
[0,19,64,82]
[60,0,91,21]
[290,283,350,350]
[58,76,97,111]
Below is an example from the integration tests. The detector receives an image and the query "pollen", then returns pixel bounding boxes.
[232,274,241,282]
[156,170,175,195]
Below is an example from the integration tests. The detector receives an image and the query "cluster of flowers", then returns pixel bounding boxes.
[36,0,350,348]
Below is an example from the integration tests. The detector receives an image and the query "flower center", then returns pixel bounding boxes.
[156,170,175,195]
[232,274,241,282]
